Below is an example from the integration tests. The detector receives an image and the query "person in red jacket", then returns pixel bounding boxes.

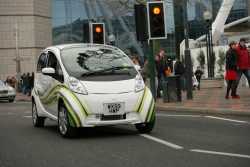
[235,38,250,89]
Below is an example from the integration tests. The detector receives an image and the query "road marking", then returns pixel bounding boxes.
[190,149,250,159]
[23,115,32,118]
[140,134,184,150]
[24,111,30,114]
[205,116,248,124]
[157,113,202,118]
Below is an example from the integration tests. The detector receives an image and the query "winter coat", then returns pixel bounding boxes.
[226,48,237,71]
[236,45,250,70]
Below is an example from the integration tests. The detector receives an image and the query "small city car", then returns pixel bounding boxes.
[0,80,16,102]
[32,44,155,137]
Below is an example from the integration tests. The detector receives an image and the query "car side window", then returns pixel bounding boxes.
[47,52,64,83]
[37,53,47,72]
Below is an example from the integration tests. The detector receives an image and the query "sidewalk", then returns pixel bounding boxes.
[15,92,31,102]
[156,80,250,116]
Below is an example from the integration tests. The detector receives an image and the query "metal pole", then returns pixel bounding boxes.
[183,0,193,99]
[15,23,21,82]
[210,26,214,77]
[206,33,209,78]
[148,40,156,99]
[208,25,212,78]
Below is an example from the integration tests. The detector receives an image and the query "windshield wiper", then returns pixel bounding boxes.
[81,66,134,77]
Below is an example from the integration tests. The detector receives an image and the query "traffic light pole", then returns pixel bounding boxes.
[183,0,193,100]
[148,40,156,99]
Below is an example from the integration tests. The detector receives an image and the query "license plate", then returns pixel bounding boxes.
[104,102,124,114]
[101,114,126,121]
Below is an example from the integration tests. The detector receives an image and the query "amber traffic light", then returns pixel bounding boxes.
[147,1,167,39]
[95,26,102,33]
[153,7,161,15]
[90,23,105,44]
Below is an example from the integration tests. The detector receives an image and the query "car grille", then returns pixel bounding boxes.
[0,90,8,94]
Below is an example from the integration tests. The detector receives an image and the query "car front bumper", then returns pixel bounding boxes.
[0,93,15,100]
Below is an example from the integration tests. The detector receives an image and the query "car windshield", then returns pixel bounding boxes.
[61,46,137,79]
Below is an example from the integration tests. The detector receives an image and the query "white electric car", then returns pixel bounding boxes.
[32,44,155,137]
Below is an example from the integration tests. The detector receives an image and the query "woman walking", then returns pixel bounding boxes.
[225,41,239,99]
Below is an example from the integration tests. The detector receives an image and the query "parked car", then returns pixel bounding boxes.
[32,44,155,137]
[0,80,16,102]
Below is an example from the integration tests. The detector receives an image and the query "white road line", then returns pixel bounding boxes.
[157,113,202,118]
[23,115,32,118]
[205,116,248,124]
[190,149,250,159]
[140,134,184,150]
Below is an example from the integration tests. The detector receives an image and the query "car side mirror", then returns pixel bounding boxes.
[42,67,55,76]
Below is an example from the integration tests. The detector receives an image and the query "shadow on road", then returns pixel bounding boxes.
[42,124,138,139]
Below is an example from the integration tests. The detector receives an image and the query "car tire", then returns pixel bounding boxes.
[135,112,155,134]
[8,99,14,103]
[58,104,78,138]
[32,101,45,127]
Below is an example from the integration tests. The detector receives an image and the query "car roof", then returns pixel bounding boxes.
[46,43,120,51]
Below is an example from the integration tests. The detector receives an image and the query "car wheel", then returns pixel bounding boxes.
[32,101,45,127]
[58,104,77,138]
[135,112,155,134]
[8,99,14,103]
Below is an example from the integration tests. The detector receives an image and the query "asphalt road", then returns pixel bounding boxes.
[0,102,250,167]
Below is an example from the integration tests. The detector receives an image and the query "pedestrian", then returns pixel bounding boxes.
[174,59,185,90]
[142,58,158,97]
[155,49,166,97]
[23,73,30,95]
[225,41,239,99]
[26,73,33,96]
[5,76,11,86]
[21,73,26,94]
[194,66,203,90]
[132,56,141,71]
[10,76,17,88]
[28,72,34,96]
[235,38,250,88]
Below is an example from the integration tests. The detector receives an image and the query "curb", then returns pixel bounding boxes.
[16,99,31,102]
[156,105,250,117]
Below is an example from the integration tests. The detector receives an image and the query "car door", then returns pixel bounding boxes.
[45,51,64,117]
[35,52,49,97]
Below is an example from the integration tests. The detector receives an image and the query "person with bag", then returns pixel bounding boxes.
[235,38,250,88]
[225,41,239,99]
[194,66,203,90]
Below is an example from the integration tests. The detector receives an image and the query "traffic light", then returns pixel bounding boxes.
[134,4,148,41]
[147,1,167,39]
[90,23,105,44]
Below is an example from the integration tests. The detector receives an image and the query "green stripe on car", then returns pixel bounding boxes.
[60,93,81,127]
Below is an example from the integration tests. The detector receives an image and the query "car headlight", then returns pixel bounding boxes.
[68,77,88,95]
[135,74,145,92]
[8,87,15,94]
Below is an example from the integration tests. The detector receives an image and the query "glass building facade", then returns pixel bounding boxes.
[52,0,177,58]
[186,0,249,39]
[173,0,249,57]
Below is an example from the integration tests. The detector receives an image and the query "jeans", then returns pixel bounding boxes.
[236,69,250,88]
